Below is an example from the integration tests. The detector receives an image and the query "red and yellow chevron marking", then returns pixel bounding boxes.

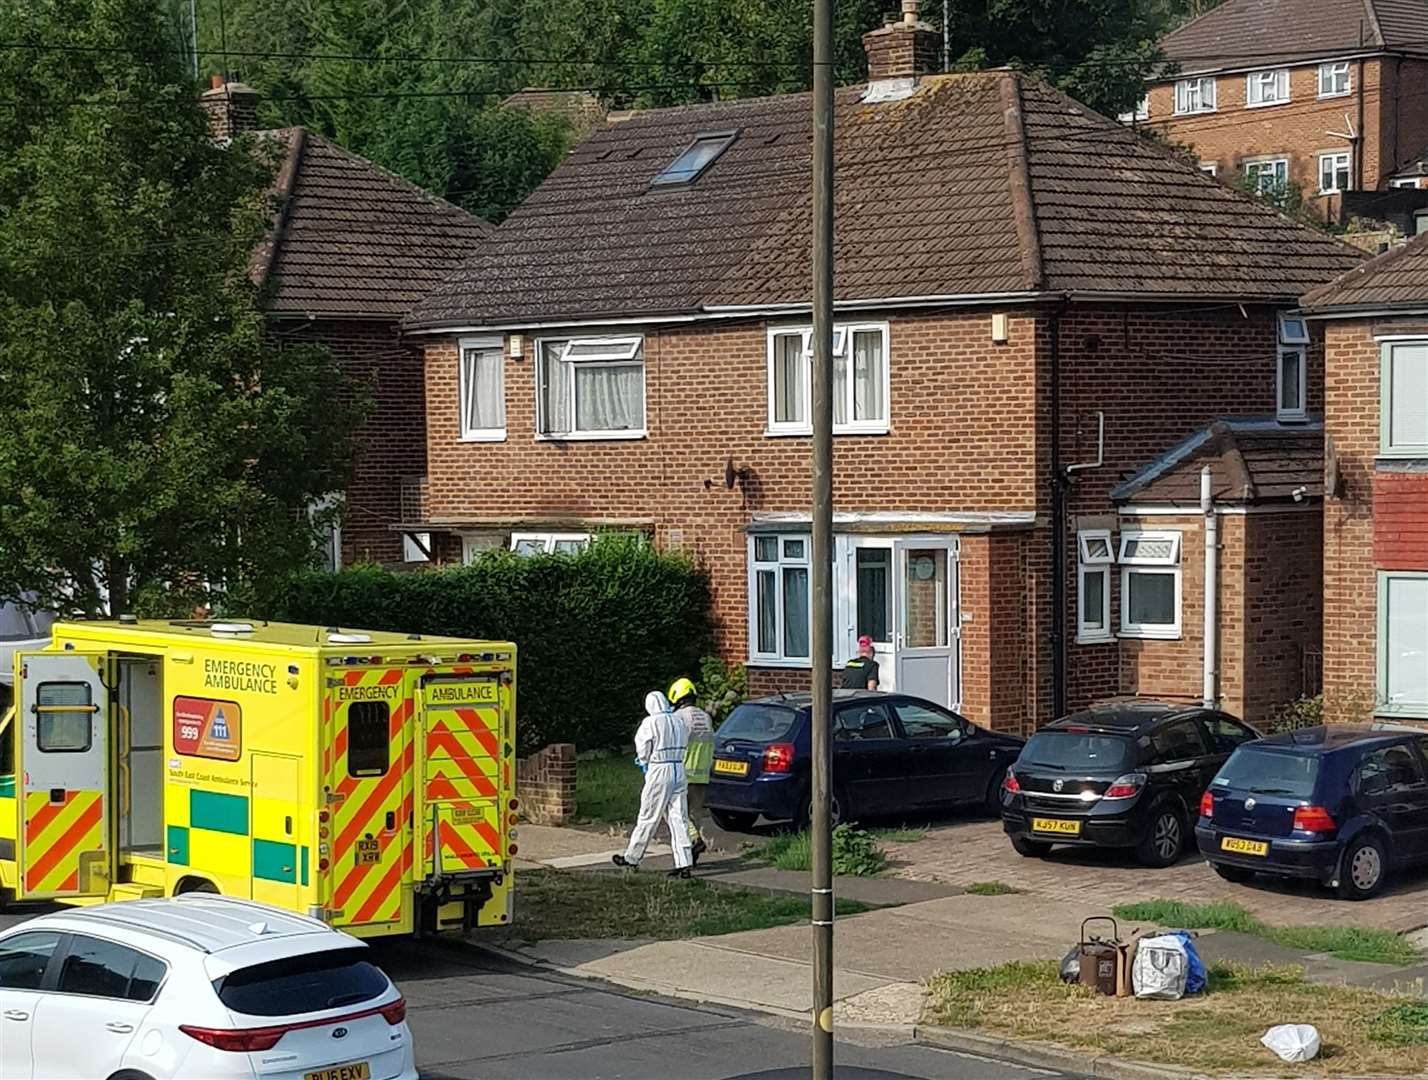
[424,800,500,872]
[326,669,409,927]
[23,790,104,895]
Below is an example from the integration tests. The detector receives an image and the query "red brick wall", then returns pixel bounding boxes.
[517,743,576,825]
[1146,57,1411,212]
[1116,513,1206,709]
[1239,511,1324,721]
[1373,472,1428,568]
[280,318,427,566]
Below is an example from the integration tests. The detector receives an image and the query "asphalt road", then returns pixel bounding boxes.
[1,905,1081,1079]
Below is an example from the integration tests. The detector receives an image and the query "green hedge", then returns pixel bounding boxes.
[256,536,713,753]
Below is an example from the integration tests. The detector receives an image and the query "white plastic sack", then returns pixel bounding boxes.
[1261,1024,1321,1062]
[1132,934,1189,1000]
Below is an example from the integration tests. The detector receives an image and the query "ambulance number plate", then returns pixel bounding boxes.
[355,839,381,865]
[450,806,483,826]
[305,1062,370,1080]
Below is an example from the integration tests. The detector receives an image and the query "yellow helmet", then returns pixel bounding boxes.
[668,677,696,705]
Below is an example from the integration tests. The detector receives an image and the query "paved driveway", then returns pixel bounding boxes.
[879,818,1428,933]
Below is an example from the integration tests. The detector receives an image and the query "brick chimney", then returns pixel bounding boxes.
[863,0,941,83]
[200,75,260,143]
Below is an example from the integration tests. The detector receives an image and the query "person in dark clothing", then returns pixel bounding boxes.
[841,635,880,689]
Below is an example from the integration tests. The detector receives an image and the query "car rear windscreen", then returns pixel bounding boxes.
[1020,731,1134,772]
[1213,747,1320,799]
[718,704,799,744]
[214,946,390,1016]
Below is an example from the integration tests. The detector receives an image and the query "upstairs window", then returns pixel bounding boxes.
[537,336,646,439]
[1318,61,1351,98]
[650,132,736,187]
[1318,151,1351,195]
[767,323,889,435]
[1174,77,1216,114]
[1117,95,1150,123]
[1244,158,1289,197]
[1277,312,1308,421]
[1119,531,1182,639]
[459,337,505,441]
[1246,68,1290,107]
[1381,340,1428,456]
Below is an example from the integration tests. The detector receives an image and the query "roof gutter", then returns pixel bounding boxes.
[1303,305,1428,319]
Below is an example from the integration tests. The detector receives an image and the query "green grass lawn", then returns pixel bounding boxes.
[1112,899,1420,967]
[750,825,923,875]
[575,755,643,825]
[964,881,1023,896]
[507,867,872,940]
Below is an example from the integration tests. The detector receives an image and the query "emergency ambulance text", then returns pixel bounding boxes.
[203,658,278,694]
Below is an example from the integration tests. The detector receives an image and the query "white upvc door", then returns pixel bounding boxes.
[893,538,961,708]
[836,537,897,689]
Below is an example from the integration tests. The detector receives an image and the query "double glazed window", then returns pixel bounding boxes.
[768,324,889,434]
[1378,571,1427,718]
[1076,530,1114,643]
[1246,68,1289,107]
[459,337,505,440]
[511,532,590,556]
[1380,340,1428,456]
[750,535,811,662]
[1278,312,1308,421]
[1119,531,1182,639]
[1174,77,1215,114]
[1318,61,1351,98]
[537,337,646,438]
[1318,152,1351,195]
[1245,159,1289,196]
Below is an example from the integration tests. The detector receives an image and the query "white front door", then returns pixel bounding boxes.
[838,538,896,689]
[893,539,960,708]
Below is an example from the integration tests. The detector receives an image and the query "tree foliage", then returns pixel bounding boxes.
[0,0,361,617]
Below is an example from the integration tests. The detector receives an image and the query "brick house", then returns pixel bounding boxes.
[200,79,493,567]
[1136,0,1428,218]
[399,11,1360,734]
[1301,233,1428,726]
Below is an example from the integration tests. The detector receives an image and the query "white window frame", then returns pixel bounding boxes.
[1377,571,1428,719]
[1317,61,1351,98]
[1381,339,1428,456]
[1276,312,1309,422]
[1317,151,1352,195]
[748,534,813,665]
[1117,95,1150,123]
[1174,77,1216,115]
[1118,531,1182,640]
[765,322,891,436]
[1244,157,1290,196]
[1199,162,1218,177]
[1076,529,1114,644]
[402,532,432,564]
[534,335,647,441]
[458,335,506,442]
[510,532,591,556]
[1390,177,1423,189]
[1245,68,1290,108]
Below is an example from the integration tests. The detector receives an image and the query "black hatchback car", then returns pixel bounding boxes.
[1197,726,1428,899]
[705,691,1024,831]
[1001,702,1262,867]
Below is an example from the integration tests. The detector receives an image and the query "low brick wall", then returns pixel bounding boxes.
[516,743,576,825]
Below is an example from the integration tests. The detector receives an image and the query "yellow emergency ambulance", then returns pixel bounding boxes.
[0,618,517,938]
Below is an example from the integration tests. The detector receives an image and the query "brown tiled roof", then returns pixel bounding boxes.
[1112,420,1324,506]
[257,129,493,319]
[1159,0,1428,75]
[406,71,1361,331]
[1300,231,1428,312]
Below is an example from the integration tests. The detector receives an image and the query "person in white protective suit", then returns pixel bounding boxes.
[612,691,695,878]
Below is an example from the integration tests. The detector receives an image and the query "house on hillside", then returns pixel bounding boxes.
[1300,234,1428,727]
[1135,0,1428,223]
[200,78,494,568]
[397,6,1362,733]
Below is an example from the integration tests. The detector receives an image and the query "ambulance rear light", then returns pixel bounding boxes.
[319,857,330,871]
[318,811,330,823]
[508,843,518,856]
[508,798,520,811]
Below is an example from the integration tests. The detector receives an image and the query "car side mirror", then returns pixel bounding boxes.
[948,727,963,743]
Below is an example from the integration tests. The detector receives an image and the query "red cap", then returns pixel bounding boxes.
[857,635,874,649]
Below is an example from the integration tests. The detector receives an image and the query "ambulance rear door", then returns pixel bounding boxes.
[15,651,114,899]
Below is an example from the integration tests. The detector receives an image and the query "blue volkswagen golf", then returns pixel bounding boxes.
[1197,725,1428,899]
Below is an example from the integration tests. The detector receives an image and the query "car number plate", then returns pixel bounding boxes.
[1030,817,1081,835]
[450,805,484,826]
[1220,836,1268,857]
[304,1062,370,1080]
[712,758,748,777]
[355,838,381,865]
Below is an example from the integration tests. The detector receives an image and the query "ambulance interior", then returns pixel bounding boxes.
[115,654,165,857]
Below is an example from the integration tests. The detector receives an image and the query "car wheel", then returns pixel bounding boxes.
[108,1071,157,1080]
[1337,835,1390,900]
[795,787,849,832]
[709,809,758,833]
[1136,803,1187,868]
[1010,835,1051,858]
[1212,863,1255,884]
[984,767,1009,817]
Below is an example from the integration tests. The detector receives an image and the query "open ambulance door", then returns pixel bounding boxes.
[15,651,114,900]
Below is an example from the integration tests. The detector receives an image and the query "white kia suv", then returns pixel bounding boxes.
[0,894,417,1080]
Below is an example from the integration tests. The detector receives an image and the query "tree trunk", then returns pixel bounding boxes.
[106,557,129,618]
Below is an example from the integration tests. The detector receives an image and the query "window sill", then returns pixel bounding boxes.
[1118,628,1182,641]
[1317,90,1351,100]
[1376,705,1428,720]
[1173,108,1216,116]
[1075,634,1115,646]
[1376,452,1428,466]
[536,430,647,442]
[1245,99,1290,109]
[747,657,813,669]
[1276,410,1309,423]
[459,431,507,443]
[764,426,891,438]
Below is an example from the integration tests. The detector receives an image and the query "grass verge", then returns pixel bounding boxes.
[964,881,1022,896]
[508,868,872,940]
[1111,899,1419,966]
[926,959,1428,1076]
[750,825,893,876]
[575,755,643,825]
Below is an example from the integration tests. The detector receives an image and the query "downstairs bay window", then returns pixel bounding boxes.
[537,336,646,438]
[767,323,889,434]
[1119,531,1182,639]
[749,535,811,663]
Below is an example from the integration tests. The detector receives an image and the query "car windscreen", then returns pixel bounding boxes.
[1020,731,1134,773]
[718,704,799,745]
[214,947,389,1017]
[1212,747,1320,799]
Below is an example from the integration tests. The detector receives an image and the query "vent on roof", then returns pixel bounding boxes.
[650,131,736,187]
[328,632,372,644]
[211,622,255,636]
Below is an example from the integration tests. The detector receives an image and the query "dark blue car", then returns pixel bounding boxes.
[704,691,1024,831]
[1197,725,1428,899]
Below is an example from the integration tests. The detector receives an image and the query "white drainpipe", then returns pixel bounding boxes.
[1201,465,1218,708]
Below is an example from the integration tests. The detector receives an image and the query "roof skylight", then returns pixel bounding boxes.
[651,131,736,187]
